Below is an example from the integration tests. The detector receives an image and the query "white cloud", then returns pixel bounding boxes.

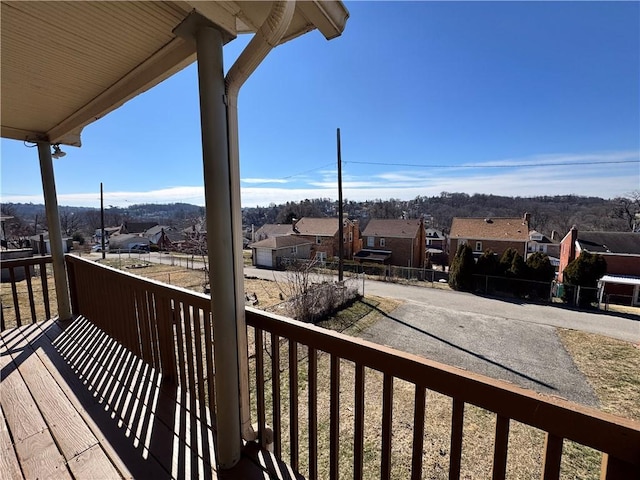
[3,150,637,208]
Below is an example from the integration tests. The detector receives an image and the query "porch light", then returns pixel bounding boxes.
[51,144,66,159]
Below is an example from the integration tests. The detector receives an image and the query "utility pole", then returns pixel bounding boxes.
[337,128,344,282]
[100,183,105,260]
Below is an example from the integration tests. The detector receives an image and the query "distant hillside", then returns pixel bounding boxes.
[2,193,637,241]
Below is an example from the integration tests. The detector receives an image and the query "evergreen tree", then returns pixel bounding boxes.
[449,243,475,291]
[563,252,607,307]
[526,252,555,282]
[475,249,499,276]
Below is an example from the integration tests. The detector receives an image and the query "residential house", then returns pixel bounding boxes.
[30,232,72,254]
[292,217,361,261]
[425,228,446,251]
[449,214,531,261]
[93,225,124,245]
[357,218,425,268]
[143,225,179,250]
[253,223,294,241]
[558,227,640,304]
[249,236,313,269]
[527,230,560,267]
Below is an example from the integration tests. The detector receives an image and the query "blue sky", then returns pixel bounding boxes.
[1,1,639,208]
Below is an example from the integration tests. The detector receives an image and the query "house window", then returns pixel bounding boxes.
[539,245,545,252]
[367,236,374,247]
[427,239,432,246]
[291,246,298,254]
[379,238,385,247]
[315,251,326,262]
[316,235,322,244]
[349,231,353,242]
[459,238,467,245]
[475,241,482,252]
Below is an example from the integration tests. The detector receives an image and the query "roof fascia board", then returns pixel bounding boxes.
[298,1,349,40]
[47,37,196,146]
[0,126,42,143]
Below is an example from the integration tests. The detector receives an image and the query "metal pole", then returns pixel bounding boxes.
[100,182,106,259]
[195,25,242,468]
[337,128,344,282]
[36,142,71,320]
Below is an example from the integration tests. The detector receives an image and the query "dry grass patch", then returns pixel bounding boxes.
[1,264,57,329]
[558,329,640,422]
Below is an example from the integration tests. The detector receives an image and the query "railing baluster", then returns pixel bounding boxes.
[411,385,426,480]
[600,453,640,480]
[255,328,266,445]
[289,339,299,471]
[9,267,21,327]
[272,332,281,458]
[174,301,187,388]
[541,433,563,480]
[204,308,216,416]
[492,415,510,480]
[40,260,51,319]
[381,374,393,480]
[24,265,37,323]
[330,355,340,480]
[449,398,464,480]
[354,363,365,480]
[308,347,318,480]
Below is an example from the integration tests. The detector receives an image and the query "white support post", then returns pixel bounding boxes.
[36,142,71,320]
[195,25,242,469]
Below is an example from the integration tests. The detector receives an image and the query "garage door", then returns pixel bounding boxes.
[256,248,273,268]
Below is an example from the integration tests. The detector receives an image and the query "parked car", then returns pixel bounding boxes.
[91,244,107,252]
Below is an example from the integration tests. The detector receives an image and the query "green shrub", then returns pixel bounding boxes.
[449,243,474,291]
[563,252,607,307]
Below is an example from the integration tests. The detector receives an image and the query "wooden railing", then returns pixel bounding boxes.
[1,255,54,330]
[60,256,640,479]
[246,308,640,480]
[65,256,216,417]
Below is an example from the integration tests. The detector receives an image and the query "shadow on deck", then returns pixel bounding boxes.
[0,317,301,480]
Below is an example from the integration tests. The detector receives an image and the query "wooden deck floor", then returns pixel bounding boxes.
[0,317,302,479]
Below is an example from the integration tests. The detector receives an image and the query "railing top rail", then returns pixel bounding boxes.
[65,255,211,309]
[246,307,640,465]
[1,255,53,267]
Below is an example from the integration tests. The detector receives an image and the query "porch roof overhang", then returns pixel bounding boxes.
[0,0,349,147]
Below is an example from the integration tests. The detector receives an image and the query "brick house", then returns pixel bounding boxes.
[357,218,425,268]
[558,227,640,304]
[449,215,530,262]
[292,217,361,261]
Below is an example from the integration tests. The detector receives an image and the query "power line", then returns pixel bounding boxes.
[346,159,640,168]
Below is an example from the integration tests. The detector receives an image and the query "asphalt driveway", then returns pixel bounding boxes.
[359,299,600,406]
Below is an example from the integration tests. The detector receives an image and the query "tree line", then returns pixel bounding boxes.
[1,191,638,248]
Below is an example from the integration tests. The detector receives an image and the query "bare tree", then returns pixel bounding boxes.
[612,190,640,231]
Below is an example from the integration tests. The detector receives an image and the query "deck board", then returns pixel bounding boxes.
[0,405,24,480]
[0,317,303,480]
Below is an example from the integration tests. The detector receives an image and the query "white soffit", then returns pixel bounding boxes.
[1,1,348,147]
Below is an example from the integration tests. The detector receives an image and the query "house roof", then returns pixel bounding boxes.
[450,217,529,241]
[425,228,444,239]
[599,274,640,286]
[577,232,640,255]
[124,222,158,234]
[144,225,171,237]
[362,219,422,239]
[1,1,348,146]
[250,235,312,250]
[255,224,294,237]
[294,217,344,236]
